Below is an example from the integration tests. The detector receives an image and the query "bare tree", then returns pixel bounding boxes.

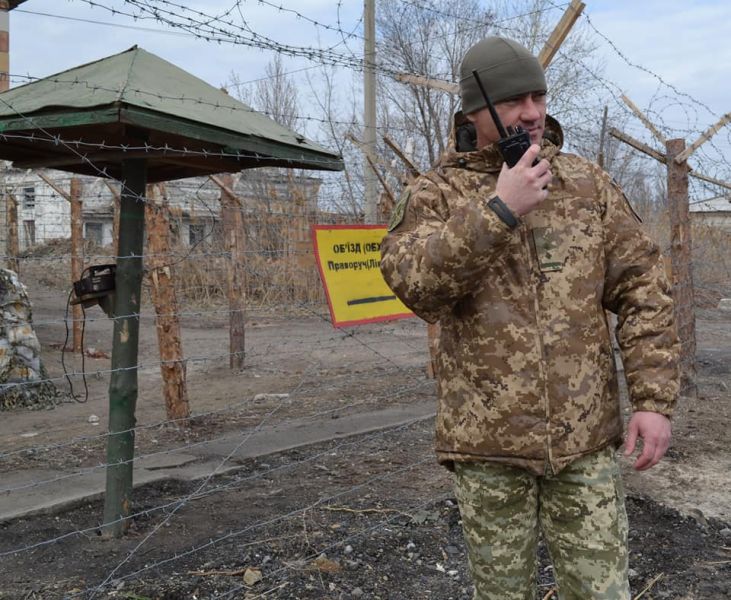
[305,66,364,217]
[225,53,299,126]
[377,0,495,168]
[254,54,300,130]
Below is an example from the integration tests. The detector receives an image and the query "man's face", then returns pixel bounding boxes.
[467,91,547,148]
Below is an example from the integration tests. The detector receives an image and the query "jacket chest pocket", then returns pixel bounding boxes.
[524,205,568,274]
[524,195,602,274]
[530,226,565,272]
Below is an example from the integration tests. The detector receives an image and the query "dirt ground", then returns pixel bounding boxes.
[0,274,729,599]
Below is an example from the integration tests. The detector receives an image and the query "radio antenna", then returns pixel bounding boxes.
[472,69,509,139]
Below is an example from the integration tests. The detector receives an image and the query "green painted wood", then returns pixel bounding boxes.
[0,107,119,133]
[119,106,343,171]
[101,159,147,538]
[0,104,343,173]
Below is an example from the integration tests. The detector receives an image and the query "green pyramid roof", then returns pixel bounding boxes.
[0,46,343,181]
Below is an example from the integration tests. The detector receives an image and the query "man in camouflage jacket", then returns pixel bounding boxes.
[380,37,680,599]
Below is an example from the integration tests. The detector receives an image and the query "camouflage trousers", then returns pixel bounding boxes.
[453,447,630,600]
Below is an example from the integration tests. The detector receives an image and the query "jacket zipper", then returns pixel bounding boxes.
[520,225,554,474]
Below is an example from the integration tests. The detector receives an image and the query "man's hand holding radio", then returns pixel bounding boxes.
[495,144,552,217]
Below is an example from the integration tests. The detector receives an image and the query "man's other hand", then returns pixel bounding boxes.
[623,411,672,471]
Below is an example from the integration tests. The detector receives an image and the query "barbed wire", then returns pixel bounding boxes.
[73,0,371,73]
[0,72,416,136]
[0,366,430,464]
[4,372,386,448]
[84,350,324,596]
[0,326,426,396]
[0,415,435,559]
[81,453,436,597]
[0,3,728,597]
[575,5,720,120]
[11,0,729,155]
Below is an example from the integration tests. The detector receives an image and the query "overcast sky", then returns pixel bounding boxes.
[6,0,731,186]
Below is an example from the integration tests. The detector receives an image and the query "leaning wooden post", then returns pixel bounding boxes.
[666,139,697,394]
[104,179,121,256]
[102,159,147,537]
[38,173,85,352]
[145,184,189,421]
[6,192,18,272]
[70,178,84,352]
[211,174,246,370]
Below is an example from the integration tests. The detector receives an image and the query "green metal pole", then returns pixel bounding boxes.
[102,159,147,537]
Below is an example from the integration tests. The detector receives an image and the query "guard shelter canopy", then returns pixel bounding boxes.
[0,46,343,182]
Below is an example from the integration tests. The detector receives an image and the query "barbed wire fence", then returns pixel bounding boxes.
[0,1,729,598]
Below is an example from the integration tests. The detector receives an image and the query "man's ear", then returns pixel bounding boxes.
[465,112,476,123]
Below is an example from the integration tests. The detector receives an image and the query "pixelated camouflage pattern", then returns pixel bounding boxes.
[380,135,680,475]
[454,447,630,599]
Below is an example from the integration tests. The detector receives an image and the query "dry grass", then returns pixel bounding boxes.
[643,210,730,308]
[15,206,727,313]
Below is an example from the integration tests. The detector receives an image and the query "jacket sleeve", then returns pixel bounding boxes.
[380,173,519,323]
[597,167,681,416]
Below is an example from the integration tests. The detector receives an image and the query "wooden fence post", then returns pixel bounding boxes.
[145,184,189,420]
[211,174,246,370]
[287,173,309,302]
[666,138,697,394]
[606,98,731,398]
[6,192,18,272]
[70,178,83,352]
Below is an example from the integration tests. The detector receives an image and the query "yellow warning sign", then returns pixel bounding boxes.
[312,225,414,327]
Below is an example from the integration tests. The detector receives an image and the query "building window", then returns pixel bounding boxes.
[22,186,35,210]
[189,223,205,247]
[23,220,36,247]
[85,222,104,245]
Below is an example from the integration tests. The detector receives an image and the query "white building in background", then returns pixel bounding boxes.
[689,194,731,233]
[1,167,322,251]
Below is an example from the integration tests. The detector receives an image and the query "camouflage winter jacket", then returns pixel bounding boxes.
[380,133,680,475]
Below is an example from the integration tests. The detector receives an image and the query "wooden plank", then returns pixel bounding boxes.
[609,127,666,163]
[689,170,731,192]
[145,183,189,420]
[382,135,421,180]
[69,178,83,353]
[346,133,405,183]
[675,112,731,164]
[209,173,241,207]
[621,94,666,145]
[666,138,697,395]
[366,154,396,213]
[394,73,458,95]
[610,127,731,190]
[37,172,72,202]
[538,0,586,68]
